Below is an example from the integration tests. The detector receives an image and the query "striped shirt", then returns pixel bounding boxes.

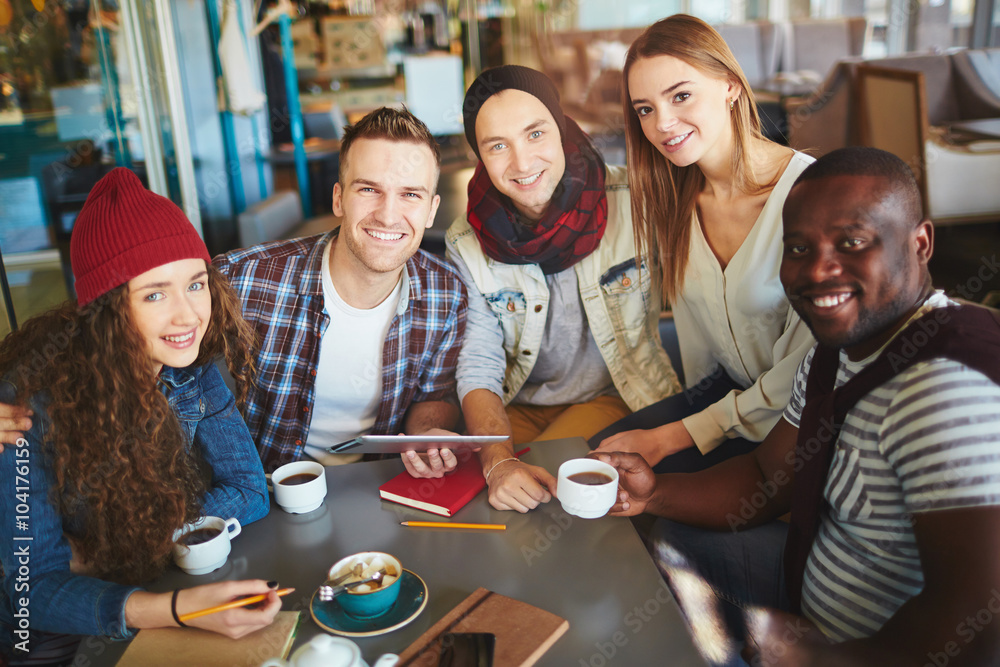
[215,231,466,472]
[783,292,1000,641]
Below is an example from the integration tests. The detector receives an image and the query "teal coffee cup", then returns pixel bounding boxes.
[326,552,402,618]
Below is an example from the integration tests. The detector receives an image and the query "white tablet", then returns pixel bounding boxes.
[325,434,508,455]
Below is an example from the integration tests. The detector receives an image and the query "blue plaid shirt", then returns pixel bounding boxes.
[214,231,466,472]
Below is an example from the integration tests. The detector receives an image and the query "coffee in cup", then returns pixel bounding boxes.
[281,473,319,486]
[172,516,241,575]
[269,461,327,514]
[557,458,619,519]
[567,471,614,485]
[180,526,223,546]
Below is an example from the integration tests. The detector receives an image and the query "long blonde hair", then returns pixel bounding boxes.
[623,14,769,302]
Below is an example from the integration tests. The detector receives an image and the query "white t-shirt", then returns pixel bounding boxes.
[783,292,1000,641]
[303,240,400,465]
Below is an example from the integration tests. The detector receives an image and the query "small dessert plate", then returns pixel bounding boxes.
[310,569,427,638]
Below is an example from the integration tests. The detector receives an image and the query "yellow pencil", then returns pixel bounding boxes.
[178,588,294,622]
[400,521,506,531]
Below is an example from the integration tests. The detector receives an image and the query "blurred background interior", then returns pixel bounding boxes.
[0,0,998,339]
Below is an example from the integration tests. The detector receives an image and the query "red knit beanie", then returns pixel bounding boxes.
[70,168,210,307]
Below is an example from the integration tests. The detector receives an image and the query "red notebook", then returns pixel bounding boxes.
[378,453,486,517]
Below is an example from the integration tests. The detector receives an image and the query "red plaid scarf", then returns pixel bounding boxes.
[466,118,608,274]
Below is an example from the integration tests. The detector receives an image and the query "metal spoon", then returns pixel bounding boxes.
[316,562,364,602]
[325,562,364,589]
[318,570,384,601]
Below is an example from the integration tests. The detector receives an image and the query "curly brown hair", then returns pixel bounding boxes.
[0,264,256,585]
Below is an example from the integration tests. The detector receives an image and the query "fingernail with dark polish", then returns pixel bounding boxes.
[267,580,278,588]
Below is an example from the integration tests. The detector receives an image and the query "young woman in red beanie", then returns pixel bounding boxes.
[0,168,279,665]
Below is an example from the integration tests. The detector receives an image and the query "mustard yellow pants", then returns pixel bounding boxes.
[505,394,632,446]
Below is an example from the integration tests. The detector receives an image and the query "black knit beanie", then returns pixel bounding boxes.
[462,65,567,158]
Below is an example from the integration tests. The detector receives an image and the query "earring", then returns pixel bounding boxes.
[729,98,735,111]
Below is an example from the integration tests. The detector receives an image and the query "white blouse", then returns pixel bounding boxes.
[675,151,816,452]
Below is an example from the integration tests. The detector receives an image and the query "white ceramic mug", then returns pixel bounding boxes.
[172,516,241,575]
[260,634,398,667]
[269,461,327,514]
[556,458,619,519]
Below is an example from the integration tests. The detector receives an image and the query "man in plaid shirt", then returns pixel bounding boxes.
[215,108,466,472]
[0,108,466,476]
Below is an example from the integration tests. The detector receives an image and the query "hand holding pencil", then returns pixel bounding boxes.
[170,580,287,639]
[179,587,295,622]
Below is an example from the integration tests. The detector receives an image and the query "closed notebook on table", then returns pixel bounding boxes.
[394,588,569,666]
[116,610,300,666]
[378,453,486,517]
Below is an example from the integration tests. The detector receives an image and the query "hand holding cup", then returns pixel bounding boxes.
[587,451,658,516]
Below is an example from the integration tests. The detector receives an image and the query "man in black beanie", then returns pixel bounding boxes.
[406,65,681,512]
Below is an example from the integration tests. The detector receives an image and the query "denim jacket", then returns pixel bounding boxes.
[0,363,268,652]
[446,164,682,410]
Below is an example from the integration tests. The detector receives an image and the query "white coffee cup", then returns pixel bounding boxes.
[269,461,327,514]
[172,516,241,575]
[556,458,619,519]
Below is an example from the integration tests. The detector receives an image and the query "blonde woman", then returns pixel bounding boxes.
[593,15,814,472]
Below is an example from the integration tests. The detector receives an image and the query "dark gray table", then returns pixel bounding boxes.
[77,438,706,666]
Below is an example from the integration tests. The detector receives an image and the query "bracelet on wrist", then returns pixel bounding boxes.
[485,456,518,482]
[171,589,188,628]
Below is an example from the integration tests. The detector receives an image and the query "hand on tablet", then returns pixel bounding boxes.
[400,428,462,479]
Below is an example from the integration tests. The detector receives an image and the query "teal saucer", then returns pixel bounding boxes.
[310,569,428,637]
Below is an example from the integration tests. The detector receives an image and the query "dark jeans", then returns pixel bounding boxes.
[588,367,759,473]
[651,519,791,667]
